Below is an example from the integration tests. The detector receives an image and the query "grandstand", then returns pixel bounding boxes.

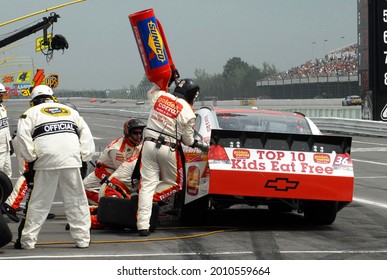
[256,43,359,99]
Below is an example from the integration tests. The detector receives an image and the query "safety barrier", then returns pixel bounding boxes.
[311,117,387,137]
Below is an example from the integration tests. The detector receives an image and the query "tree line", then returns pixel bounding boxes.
[56,57,277,101]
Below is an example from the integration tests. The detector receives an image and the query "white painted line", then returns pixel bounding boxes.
[351,147,387,152]
[2,248,387,260]
[356,176,387,179]
[352,140,387,146]
[353,197,387,209]
[352,159,387,166]
[0,251,253,260]
[280,249,387,254]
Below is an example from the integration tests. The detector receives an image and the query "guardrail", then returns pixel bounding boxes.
[311,117,387,138]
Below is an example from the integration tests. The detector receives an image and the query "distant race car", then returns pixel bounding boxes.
[342,95,362,106]
[170,107,354,225]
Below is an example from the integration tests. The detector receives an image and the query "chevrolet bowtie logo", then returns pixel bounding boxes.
[264,178,299,191]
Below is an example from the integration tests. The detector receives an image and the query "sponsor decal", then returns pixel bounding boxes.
[204,115,211,132]
[147,20,166,63]
[313,153,330,164]
[115,154,124,162]
[232,149,250,159]
[41,107,71,116]
[264,178,299,191]
[2,76,14,84]
[154,95,182,119]
[17,71,32,83]
[0,117,9,129]
[45,74,59,89]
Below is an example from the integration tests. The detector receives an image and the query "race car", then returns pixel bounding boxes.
[342,95,362,106]
[171,107,354,225]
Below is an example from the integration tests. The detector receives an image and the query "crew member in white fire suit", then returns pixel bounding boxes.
[136,78,209,236]
[83,118,145,205]
[0,83,12,178]
[88,153,141,229]
[14,85,95,249]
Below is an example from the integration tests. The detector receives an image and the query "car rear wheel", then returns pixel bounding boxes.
[179,196,209,225]
[303,200,338,225]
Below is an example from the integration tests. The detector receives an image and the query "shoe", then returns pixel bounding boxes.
[65,223,70,230]
[14,239,22,249]
[76,244,89,249]
[47,213,56,219]
[138,229,150,236]
[1,203,20,222]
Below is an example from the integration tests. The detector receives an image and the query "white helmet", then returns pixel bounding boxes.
[0,83,6,94]
[30,85,54,100]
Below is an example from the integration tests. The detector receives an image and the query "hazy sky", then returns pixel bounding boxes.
[1,0,357,91]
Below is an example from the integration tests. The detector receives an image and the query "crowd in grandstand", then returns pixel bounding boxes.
[265,43,358,80]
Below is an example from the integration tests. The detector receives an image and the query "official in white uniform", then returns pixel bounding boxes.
[15,85,95,249]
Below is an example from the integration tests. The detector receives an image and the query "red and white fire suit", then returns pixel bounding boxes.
[137,86,196,231]
[16,102,95,249]
[90,154,140,229]
[83,136,141,205]
[4,134,29,211]
[0,103,12,178]
[99,154,140,199]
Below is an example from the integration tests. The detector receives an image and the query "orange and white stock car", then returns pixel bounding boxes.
[172,107,354,225]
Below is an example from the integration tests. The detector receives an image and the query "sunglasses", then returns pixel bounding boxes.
[131,131,143,136]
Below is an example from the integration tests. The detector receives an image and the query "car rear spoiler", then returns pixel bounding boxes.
[210,129,352,154]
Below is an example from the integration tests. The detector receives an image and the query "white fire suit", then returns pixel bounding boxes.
[137,86,196,231]
[0,103,12,178]
[16,102,95,249]
[83,136,141,205]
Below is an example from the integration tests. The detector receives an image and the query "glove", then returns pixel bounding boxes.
[191,140,210,152]
[80,161,88,179]
[23,161,36,188]
[9,140,14,156]
[168,68,180,87]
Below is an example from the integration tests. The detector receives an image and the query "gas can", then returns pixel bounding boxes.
[129,8,177,91]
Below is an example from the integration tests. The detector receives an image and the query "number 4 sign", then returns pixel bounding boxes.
[382,104,387,120]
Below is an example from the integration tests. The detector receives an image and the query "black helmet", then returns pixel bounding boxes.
[173,78,200,105]
[124,118,146,137]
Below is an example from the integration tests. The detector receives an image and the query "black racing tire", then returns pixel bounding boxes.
[0,171,13,205]
[303,200,338,225]
[0,209,13,248]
